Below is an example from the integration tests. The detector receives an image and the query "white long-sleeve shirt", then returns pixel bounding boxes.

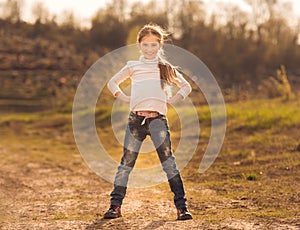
[107,56,191,115]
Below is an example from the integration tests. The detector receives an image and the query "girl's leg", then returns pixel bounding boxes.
[110,112,147,206]
[149,116,187,209]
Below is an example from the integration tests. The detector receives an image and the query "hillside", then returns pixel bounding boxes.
[0,29,101,112]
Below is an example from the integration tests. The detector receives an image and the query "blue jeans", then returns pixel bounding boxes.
[110,111,187,209]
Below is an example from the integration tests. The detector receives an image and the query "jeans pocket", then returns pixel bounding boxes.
[128,112,141,124]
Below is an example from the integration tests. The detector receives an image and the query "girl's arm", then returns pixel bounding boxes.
[167,93,184,105]
[107,65,131,103]
[167,70,192,104]
[115,91,130,103]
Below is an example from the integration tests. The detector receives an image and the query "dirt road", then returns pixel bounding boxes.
[1,117,299,230]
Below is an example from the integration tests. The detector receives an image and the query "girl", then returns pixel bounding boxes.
[104,23,192,220]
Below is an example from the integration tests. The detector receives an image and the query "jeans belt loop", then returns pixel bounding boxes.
[141,117,147,125]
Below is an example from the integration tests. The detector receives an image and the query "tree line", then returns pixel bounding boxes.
[1,0,299,94]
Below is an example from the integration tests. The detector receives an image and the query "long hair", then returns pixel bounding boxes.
[137,23,180,95]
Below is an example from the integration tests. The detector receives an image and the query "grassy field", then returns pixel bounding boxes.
[0,98,299,229]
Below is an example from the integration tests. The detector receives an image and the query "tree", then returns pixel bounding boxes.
[128,0,168,30]
[172,0,205,43]
[60,10,78,30]
[31,1,50,24]
[90,13,128,50]
[1,0,23,23]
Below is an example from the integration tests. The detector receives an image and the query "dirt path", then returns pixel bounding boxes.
[1,122,299,230]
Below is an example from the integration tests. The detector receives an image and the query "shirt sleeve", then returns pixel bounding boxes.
[107,64,131,96]
[173,70,192,99]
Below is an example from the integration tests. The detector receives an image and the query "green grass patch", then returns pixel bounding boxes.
[242,172,259,181]
[52,213,68,220]
[227,98,300,131]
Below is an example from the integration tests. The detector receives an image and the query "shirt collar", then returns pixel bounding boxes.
[139,55,159,64]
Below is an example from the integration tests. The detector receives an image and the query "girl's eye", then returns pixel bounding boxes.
[141,43,159,48]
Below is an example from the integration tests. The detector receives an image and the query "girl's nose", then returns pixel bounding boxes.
[144,46,151,51]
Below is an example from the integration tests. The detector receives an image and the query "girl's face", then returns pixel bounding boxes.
[139,34,162,59]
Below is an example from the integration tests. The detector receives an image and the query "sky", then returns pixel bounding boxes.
[2,0,300,27]
[22,0,110,26]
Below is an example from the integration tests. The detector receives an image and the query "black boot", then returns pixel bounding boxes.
[103,205,122,219]
[177,207,192,220]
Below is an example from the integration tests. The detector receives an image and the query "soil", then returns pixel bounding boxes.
[0,119,299,230]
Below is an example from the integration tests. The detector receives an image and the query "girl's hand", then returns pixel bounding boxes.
[115,91,130,103]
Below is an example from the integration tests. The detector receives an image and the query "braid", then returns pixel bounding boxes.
[158,61,181,98]
[158,62,176,89]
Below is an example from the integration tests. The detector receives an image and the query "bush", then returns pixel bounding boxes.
[263,65,294,100]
